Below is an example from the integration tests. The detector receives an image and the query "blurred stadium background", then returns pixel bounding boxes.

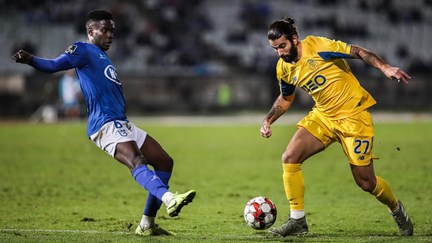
[1,0,431,120]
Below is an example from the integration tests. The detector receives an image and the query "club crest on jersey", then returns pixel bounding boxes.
[307,59,319,70]
[65,45,77,54]
[104,65,121,85]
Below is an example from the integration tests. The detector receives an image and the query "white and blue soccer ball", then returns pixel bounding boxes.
[243,196,277,230]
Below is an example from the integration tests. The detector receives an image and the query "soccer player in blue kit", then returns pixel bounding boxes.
[12,9,195,236]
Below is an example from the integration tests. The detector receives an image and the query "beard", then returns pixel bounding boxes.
[281,41,298,63]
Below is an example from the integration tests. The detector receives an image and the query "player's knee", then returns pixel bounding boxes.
[161,156,174,171]
[128,155,147,170]
[282,150,299,164]
[356,179,375,193]
[149,155,174,172]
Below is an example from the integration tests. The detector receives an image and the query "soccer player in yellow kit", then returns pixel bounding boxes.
[260,17,413,237]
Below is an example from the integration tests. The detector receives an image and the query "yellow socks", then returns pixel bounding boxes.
[282,165,397,214]
[282,163,305,211]
[372,176,398,211]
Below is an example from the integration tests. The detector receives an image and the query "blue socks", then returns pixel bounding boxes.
[132,165,169,201]
[143,170,171,217]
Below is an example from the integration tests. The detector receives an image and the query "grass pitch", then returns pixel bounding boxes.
[0,117,431,242]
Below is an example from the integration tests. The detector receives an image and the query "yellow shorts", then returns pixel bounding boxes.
[297,109,375,166]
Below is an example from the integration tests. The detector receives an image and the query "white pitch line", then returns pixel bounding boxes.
[0,228,130,235]
[0,228,272,239]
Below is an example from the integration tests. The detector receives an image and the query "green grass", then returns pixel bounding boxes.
[0,119,431,242]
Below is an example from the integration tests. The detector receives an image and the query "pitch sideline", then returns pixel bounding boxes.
[0,228,266,240]
[130,111,432,126]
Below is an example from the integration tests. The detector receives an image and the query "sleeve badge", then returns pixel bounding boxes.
[65,45,77,54]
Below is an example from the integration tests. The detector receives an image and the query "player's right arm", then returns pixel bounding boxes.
[260,93,295,138]
[13,50,74,73]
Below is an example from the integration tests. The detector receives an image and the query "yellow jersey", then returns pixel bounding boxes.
[276,35,376,119]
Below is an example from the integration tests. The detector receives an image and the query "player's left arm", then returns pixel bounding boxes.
[349,45,411,84]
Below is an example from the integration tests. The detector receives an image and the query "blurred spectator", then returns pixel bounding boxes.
[134,0,213,67]
[226,24,248,43]
[387,7,423,24]
[3,0,431,76]
[58,69,81,120]
[11,42,37,57]
[239,0,272,31]
[408,59,431,74]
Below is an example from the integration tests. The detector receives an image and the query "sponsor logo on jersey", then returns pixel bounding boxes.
[99,54,107,59]
[301,75,327,93]
[65,45,77,54]
[104,65,121,85]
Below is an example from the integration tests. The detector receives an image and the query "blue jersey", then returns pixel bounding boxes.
[31,42,127,137]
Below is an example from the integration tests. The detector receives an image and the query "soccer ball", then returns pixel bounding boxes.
[243,196,277,230]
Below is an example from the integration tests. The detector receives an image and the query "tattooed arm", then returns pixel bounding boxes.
[260,94,295,138]
[350,45,411,84]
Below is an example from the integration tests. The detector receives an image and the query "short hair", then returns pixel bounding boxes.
[85,9,113,29]
[267,17,298,41]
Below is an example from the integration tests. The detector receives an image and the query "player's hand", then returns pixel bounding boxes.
[12,50,32,64]
[260,121,272,138]
[381,64,411,84]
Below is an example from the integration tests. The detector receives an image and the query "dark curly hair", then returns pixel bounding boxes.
[85,9,113,29]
